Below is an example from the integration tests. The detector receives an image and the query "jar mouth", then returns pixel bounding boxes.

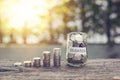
[67,32,87,36]
[67,32,87,41]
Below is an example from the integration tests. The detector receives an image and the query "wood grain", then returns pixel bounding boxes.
[0,59,120,80]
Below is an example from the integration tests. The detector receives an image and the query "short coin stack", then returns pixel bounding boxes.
[14,62,22,67]
[24,61,32,67]
[33,57,41,67]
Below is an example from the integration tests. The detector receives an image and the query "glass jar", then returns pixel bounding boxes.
[66,32,88,67]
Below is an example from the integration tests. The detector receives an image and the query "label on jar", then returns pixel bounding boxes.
[69,47,87,55]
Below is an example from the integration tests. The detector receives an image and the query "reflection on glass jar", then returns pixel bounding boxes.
[66,32,88,67]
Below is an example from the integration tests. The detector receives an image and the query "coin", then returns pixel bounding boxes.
[14,62,22,67]
[24,61,32,67]
[33,57,41,67]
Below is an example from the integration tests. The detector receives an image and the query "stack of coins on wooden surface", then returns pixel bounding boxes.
[24,61,32,67]
[13,48,64,68]
[53,48,61,67]
[14,62,22,67]
[43,51,51,67]
[33,57,41,67]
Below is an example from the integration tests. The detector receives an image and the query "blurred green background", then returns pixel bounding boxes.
[0,0,120,61]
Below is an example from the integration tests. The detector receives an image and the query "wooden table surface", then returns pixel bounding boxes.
[0,59,120,80]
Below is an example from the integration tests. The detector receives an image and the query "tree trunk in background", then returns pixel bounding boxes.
[79,0,85,32]
[23,27,27,44]
[23,34,27,44]
[0,21,3,43]
[106,0,112,45]
[10,33,14,43]
[91,0,96,32]
[49,11,54,44]
[63,13,69,40]
[10,29,14,44]
[0,31,2,43]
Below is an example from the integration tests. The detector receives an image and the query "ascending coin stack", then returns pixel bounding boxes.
[43,51,50,67]
[14,48,61,68]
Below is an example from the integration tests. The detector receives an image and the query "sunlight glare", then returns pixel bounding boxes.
[1,0,51,29]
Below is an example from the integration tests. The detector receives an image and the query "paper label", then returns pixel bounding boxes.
[69,47,87,55]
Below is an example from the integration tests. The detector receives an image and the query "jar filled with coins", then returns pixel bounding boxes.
[66,32,88,67]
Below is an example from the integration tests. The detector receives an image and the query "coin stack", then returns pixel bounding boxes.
[43,51,51,67]
[33,57,41,67]
[24,61,32,67]
[53,48,61,67]
[14,62,22,67]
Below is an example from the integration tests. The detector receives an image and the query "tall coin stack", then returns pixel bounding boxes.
[43,51,51,67]
[33,57,41,67]
[53,48,61,67]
